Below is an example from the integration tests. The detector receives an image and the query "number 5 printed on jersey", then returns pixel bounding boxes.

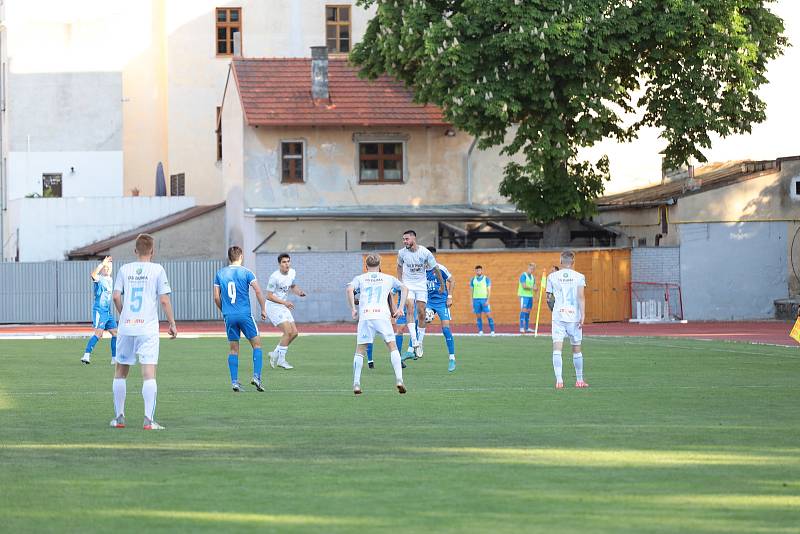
[130,286,144,312]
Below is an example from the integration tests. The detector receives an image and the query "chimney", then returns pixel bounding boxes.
[311,46,329,100]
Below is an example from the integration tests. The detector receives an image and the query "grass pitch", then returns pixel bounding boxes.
[1,333,799,533]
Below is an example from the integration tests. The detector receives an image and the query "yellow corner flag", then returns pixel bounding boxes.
[789,317,800,343]
[533,270,548,337]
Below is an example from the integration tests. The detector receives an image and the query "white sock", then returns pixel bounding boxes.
[277,345,288,361]
[353,354,364,385]
[407,322,418,347]
[142,379,157,421]
[553,350,563,382]
[418,328,426,344]
[390,350,403,382]
[112,378,126,417]
[573,352,584,381]
[449,354,455,360]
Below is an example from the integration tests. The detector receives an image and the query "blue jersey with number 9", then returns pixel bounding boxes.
[214,266,256,317]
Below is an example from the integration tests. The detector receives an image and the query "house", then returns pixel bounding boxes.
[219,47,540,261]
[594,156,800,319]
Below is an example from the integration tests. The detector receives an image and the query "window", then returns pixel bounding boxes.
[361,241,395,251]
[281,142,304,183]
[42,173,62,198]
[791,176,800,201]
[216,107,223,161]
[359,142,403,183]
[170,173,186,196]
[326,5,351,53]
[216,7,241,56]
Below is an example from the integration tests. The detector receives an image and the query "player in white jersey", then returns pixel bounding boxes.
[545,250,588,389]
[396,230,444,358]
[265,253,307,369]
[110,234,177,430]
[347,253,408,395]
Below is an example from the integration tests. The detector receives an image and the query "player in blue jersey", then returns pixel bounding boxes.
[214,246,268,392]
[81,256,118,365]
[422,246,457,372]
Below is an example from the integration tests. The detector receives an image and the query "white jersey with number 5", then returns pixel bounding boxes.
[114,262,171,336]
[349,272,402,321]
[546,268,586,323]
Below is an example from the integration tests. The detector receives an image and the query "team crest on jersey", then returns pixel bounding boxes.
[136,268,143,275]
[563,272,569,278]
[370,273,378,279]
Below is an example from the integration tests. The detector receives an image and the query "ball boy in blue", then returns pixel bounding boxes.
[81,256,118,365]
[214,246,268,392]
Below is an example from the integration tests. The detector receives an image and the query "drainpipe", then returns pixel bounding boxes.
[466,137,477,207]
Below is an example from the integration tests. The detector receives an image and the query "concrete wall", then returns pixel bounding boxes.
[7,151,123,200]
[105,205,225,262]
[680,222,787,320]
[8,195,195,261]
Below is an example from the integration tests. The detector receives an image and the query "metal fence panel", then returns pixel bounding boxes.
[0,262,58,323]
[0,260,226,324]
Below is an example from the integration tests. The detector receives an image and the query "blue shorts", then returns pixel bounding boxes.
[472,298,491,314]
[92,309,117,330]
[224,314,259,341]
[519,296,534,310]
[428,303,451,321]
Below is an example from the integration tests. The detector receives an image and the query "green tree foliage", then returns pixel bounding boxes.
[351,0,787,222]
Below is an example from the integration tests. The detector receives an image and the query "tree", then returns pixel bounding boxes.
[351,0,788,223]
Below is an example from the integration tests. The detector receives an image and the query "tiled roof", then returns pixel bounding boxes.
[232,58,448,127]
[597,156,799,208]
[68,202,225,259]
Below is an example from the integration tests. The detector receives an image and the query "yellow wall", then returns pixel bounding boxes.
[422,249,631,326]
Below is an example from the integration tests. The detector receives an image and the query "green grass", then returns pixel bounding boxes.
[1,333,799,533]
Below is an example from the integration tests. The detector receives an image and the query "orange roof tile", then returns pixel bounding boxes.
[232,58,448,127]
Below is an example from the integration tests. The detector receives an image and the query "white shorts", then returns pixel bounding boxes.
[357,318,395,345]
[405,287,428,304]
[551,320,583,345]
[266,304,294,326]
[116,333,160,365]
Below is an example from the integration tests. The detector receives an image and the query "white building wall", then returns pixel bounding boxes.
[8,195,195,261]
[7,151,123,199]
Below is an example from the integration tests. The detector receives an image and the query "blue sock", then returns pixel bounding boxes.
[523,312,531,330]
[476,317,483,332]
[488,318,495,333]
[442,327,455,355]
[228,354,239,383]
[366,343,374,363]
[110,336,117,358]
[519,312,525,330]
[395,334,404,353]
[84,335,99,354]
[252,348,263,379]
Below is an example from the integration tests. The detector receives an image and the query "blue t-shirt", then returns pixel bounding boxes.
[427,265,450,307]
[214,265,257,317]
[93,276,113,313]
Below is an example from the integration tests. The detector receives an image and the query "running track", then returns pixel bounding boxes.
[0,321,794,347]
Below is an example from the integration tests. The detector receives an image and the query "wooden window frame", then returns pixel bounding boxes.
[216,7,242,56]
[281,141,305,184]
[325,5,351,54]
[358,142,404,184]
[170,173,186,196]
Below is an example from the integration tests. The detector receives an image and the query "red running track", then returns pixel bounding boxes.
[0,321,794,346]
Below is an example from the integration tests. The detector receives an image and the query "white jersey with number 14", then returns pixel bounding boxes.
[546,268,586,323]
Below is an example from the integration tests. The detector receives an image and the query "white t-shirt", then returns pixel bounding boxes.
[267,268,296,304]
[397,246,437,287]
[546,268,586,323]
[114,262,171,336]
[349,272,403,321]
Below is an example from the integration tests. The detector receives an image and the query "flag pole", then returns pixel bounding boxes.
[534,269,547,337]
